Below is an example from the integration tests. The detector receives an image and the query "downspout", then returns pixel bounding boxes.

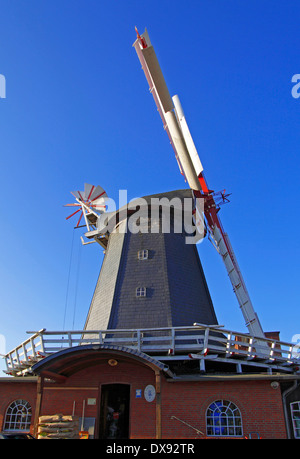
[282,380,298,439]
[155,370,162,439]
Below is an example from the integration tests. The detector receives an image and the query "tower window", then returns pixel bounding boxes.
[136,287,147,297]
[138,250,148,260]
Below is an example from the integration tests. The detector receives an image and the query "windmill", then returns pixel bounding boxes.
[132,28,265,341]
[64,28,265,346]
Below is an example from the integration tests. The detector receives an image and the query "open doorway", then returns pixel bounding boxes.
[99,384,130,439]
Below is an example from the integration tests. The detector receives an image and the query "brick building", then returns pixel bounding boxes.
[1,343,300,439]
[1,190,300,439]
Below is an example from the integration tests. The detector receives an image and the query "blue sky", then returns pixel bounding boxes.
[0,1,299,374]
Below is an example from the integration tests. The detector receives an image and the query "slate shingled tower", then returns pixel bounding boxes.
[84,189,218,331]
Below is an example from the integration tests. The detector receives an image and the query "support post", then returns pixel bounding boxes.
[155,370,162,439]
[33,375,44,438]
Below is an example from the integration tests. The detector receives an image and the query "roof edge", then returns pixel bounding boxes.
[32,344,174,378]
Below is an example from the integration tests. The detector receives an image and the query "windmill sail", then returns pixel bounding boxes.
[133,28,266,341]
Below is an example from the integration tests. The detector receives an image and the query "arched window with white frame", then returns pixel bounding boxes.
[291,401,300,438]
[206,399,243,437]
[3,399,32,431]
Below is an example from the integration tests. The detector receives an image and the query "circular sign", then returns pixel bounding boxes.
[144,385,156,402]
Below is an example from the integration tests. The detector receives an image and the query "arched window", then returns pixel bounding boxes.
[290,401,300,438]
[206,399,242,437]
[4,399,32,431]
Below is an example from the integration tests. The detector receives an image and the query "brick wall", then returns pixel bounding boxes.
[161,378,287,439]
[0,364,288,439]
[41,361,157,439]
[0,379,37,434]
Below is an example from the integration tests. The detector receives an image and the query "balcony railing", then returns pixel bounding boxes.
[3,325,300,376]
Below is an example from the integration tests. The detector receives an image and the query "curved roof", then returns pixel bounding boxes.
[32,344,173,380]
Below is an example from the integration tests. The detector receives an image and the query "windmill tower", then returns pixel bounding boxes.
[66,187,218,331]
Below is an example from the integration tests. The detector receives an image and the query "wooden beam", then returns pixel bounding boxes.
[33,375,44,438]
[41,370,67,383]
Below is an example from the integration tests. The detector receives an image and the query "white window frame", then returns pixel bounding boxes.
[138,250,149,260]
[206,399,243,437]
[291,401,300,438]
[136,287,147,297]
[4,399,32,432]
